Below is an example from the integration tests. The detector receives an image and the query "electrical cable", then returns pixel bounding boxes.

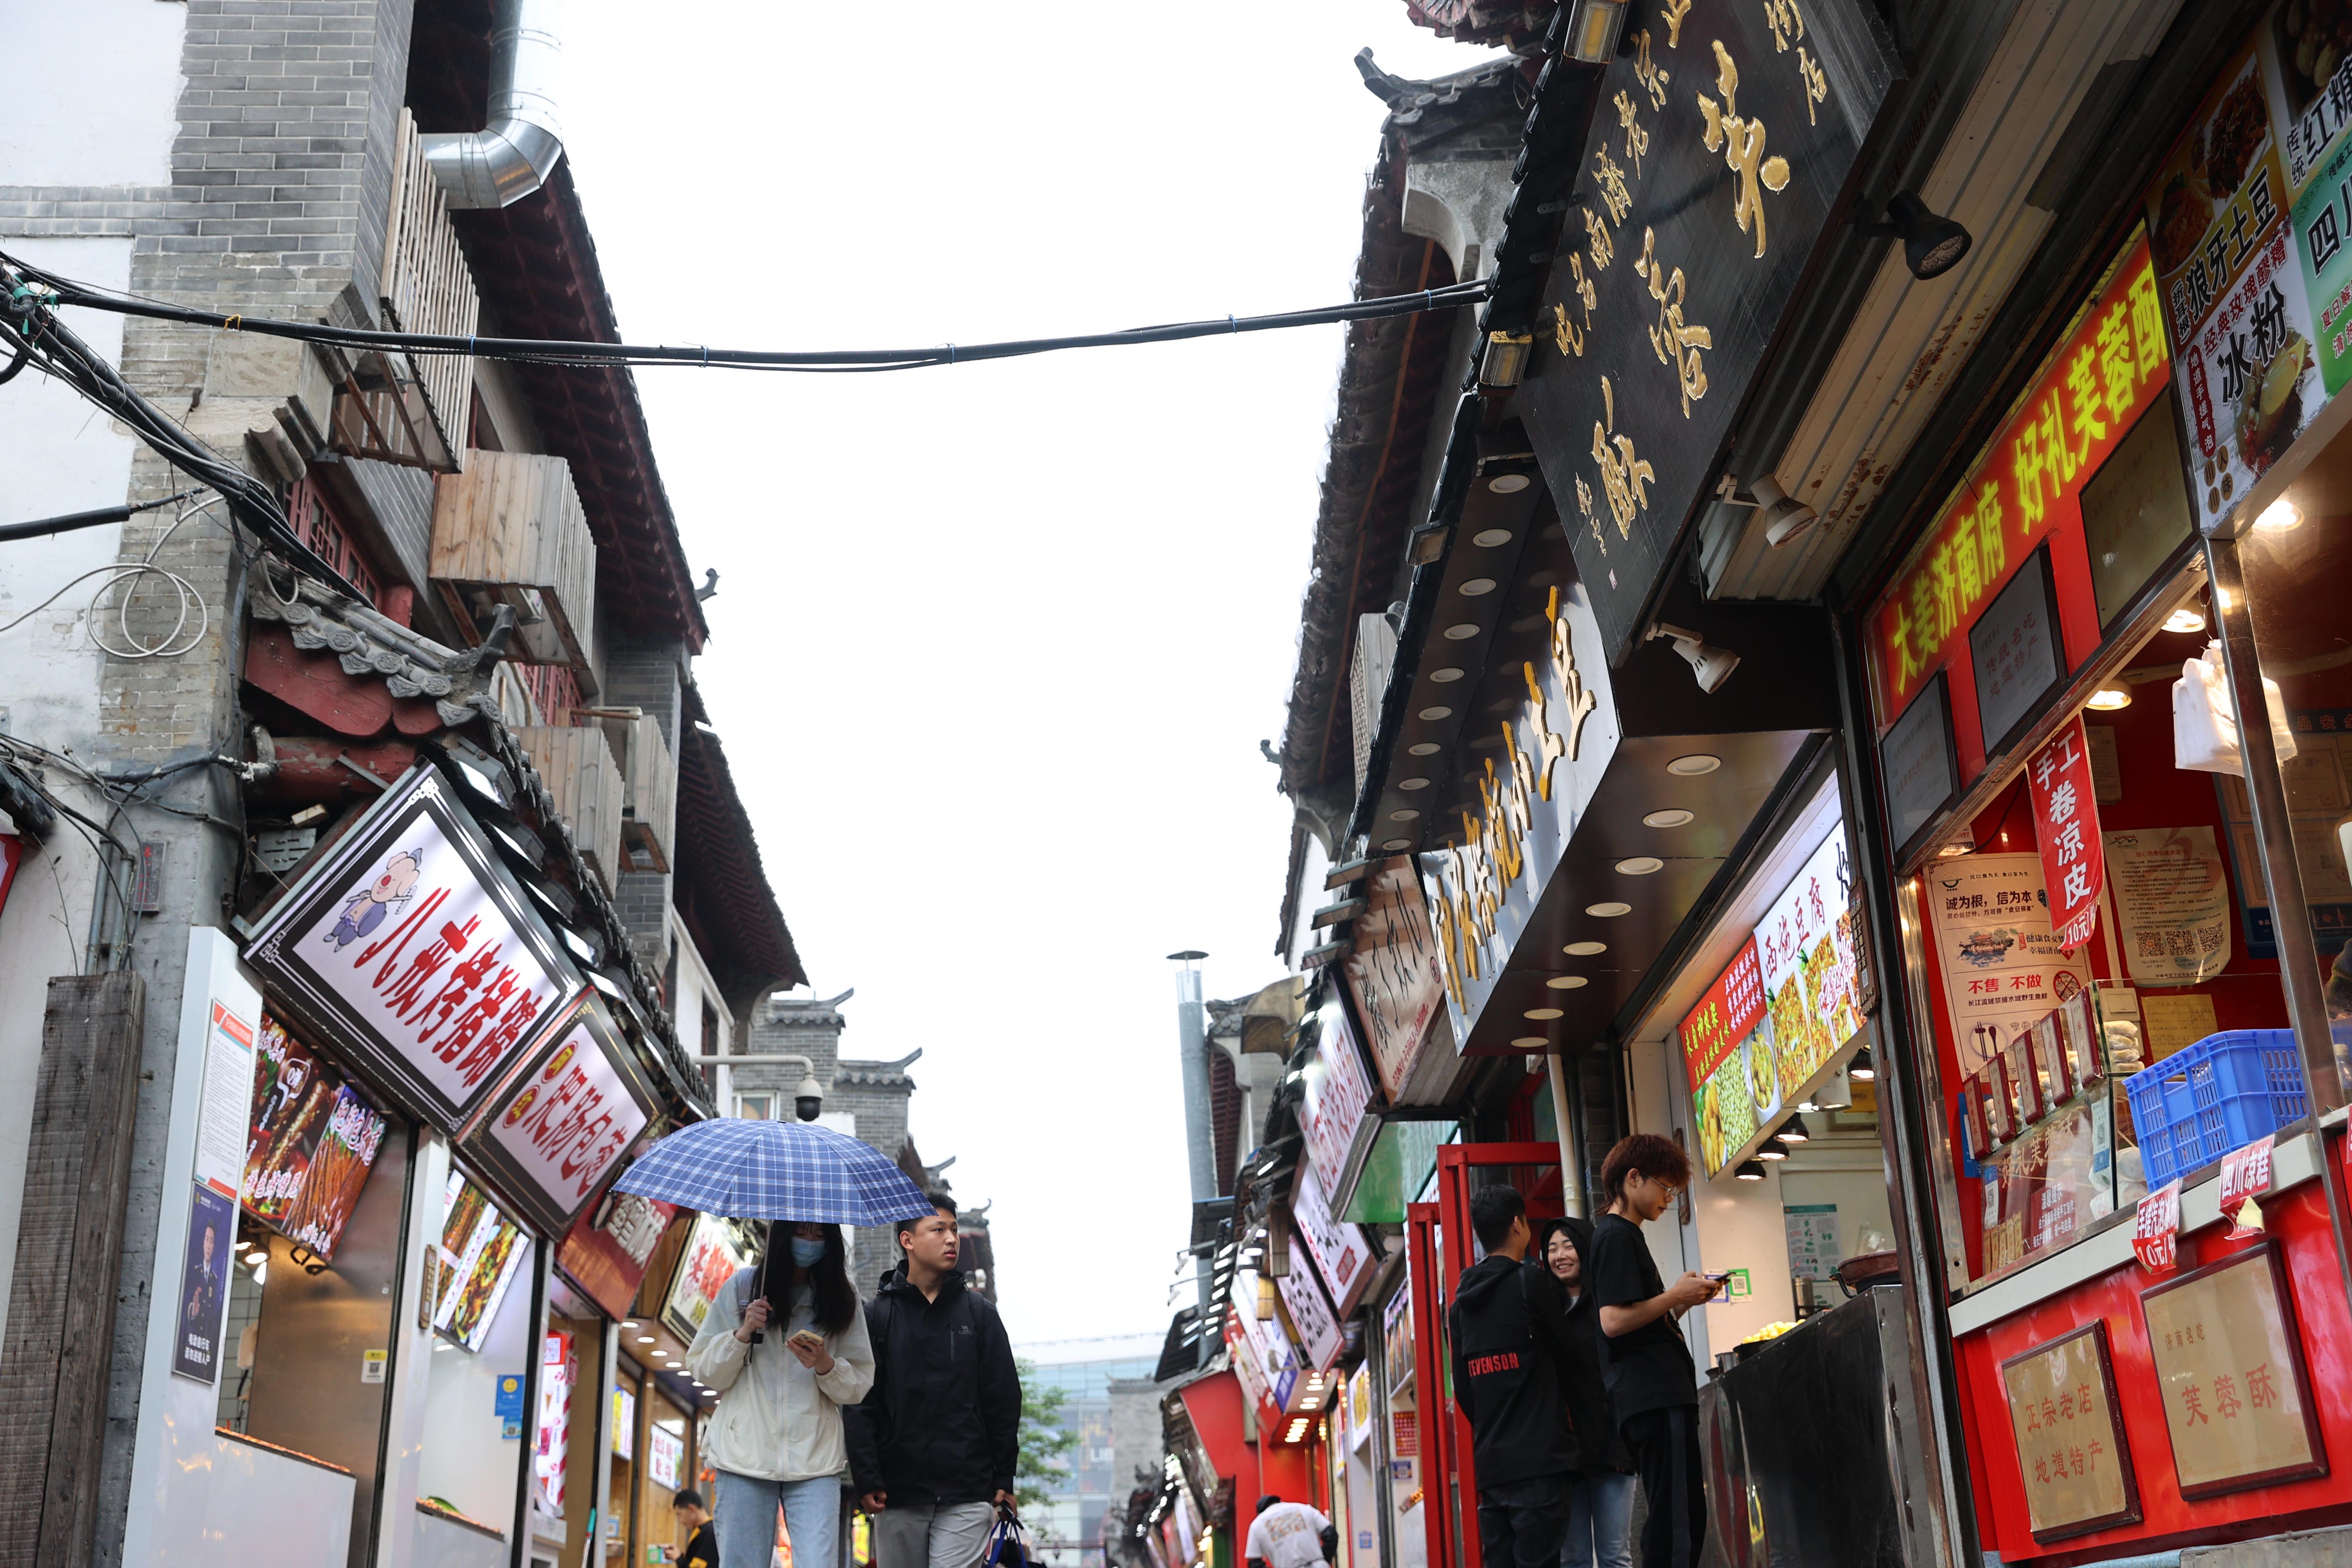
[3,251,1494,374]
[0,264,363,600]
[0,492,217,658]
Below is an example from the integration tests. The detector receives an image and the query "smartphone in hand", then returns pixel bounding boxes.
[787,1329,825,1352]
[1703,1271,1733,1303]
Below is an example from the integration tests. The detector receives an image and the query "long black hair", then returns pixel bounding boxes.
[770,1223,857,1336]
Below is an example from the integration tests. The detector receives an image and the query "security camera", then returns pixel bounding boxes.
[794,1072,824,1122]
[1647,622,1740,694]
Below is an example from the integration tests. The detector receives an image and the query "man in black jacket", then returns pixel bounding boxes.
[846,1192,1022,1568]
[1448,1184,1577,1568]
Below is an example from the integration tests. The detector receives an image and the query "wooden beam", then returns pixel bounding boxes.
[0,973,145,1564]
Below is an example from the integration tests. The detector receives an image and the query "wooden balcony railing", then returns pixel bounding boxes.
[327,109,478,474]
[429,448,597,683]
[515,723,625,894]
[577,709,677,875]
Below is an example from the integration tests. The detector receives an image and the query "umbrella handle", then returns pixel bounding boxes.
[748,1242,767,1344]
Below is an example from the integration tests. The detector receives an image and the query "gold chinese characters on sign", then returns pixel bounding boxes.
[2140,1241,2327,1499]
[1427,592,1601,1016]
[1999,1321,2139,1542]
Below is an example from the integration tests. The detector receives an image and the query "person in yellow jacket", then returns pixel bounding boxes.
[688,1222,876,1568]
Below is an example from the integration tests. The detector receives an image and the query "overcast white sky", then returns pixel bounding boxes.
[562,2,1490,1342]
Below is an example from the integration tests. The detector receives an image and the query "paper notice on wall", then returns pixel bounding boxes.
[2104,827,2233,986]
[1923,854,2096,1075]
[1783,1204,1841,1281]
[196,1002,257,1200]
[2142,992,2220,1060]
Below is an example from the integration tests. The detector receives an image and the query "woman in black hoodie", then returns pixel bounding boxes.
[1540,1219,1637,1568]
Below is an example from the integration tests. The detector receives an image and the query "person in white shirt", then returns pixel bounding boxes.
[1246,1496,1336,1568]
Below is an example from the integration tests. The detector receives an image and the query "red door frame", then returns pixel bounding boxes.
[1407,1142,1568,1568]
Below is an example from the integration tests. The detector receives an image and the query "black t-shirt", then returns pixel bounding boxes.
[677,1521,719,1568]
[1586,1212,1696,1422]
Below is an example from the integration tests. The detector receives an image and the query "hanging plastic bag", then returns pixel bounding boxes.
[2172,640,2297,775]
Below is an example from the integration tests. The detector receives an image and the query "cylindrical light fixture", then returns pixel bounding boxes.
[1849,1046,1877,1081]
[1757,1136,1792,1161]
[1566,0,1630,63]
[1779,1114,1810,1144]
[1480,329,1533,389]
[1734,1160,1767,1181]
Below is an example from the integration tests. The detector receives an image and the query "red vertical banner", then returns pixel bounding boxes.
[2027,716,2104,949]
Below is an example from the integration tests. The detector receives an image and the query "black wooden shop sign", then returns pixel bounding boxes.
[1517,0,1897,665]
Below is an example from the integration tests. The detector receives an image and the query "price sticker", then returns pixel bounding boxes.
[2133,1179,2182,1272]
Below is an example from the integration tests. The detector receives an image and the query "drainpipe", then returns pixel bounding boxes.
[421,0,566,208]
[1546,1049,1586,1218]
[1169,952,1216,1338]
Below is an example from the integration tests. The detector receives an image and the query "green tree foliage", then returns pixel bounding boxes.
[1014,1358,1078,1513]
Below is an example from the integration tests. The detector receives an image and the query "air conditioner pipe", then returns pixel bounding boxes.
[421,0,566,209]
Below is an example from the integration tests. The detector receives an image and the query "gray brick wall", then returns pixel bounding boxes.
[601,634,687,750]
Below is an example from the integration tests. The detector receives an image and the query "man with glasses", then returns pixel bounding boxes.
[1589,1136,1715,1568]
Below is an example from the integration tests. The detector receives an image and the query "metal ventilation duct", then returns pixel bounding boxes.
[421,0,565,209]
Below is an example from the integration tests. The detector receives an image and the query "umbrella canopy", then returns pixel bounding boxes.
[614,1117,939,1226]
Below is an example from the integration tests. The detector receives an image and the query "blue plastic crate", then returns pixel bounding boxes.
[2123,1029,2306,1188]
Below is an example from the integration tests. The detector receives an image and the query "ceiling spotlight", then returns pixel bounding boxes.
[1382,838,1413,851]
[1757,1136,1792,1161]
[1647,622,1740,693]
[2085,686,2132,711]
[1643,808,1694,828]
[2163,606,2207,634]
[1564,940,1607,956]
[1512,1035,1550,1048]
[1614,856,1663,875]
[1721,474,1818,547]
[1860,190,1973,281]
[1849,1046,1877,1081]
[1523,1008,1565,1020]
[1545,975,1589,989]
[1667,754,1721,775]
[1735,1160,1767,1182]
[1471,528,1514,547]
[2255,498,2303,532]
[1418,705,1453,721]
[1779,1114,1811,1144]
[1586,901,1631,918]
[1565,0,1631,62]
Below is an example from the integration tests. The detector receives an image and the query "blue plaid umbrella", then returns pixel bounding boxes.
[613,1117,938,1226]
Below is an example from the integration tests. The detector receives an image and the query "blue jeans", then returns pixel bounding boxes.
[713,1468,842,1568]
[1560,1471,1635,1568]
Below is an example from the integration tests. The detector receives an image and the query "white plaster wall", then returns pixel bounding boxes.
[0,235,141,752]
[120,928,270,1568]
[0,233,149,1347]
[417,1241,534,1532]
[0,0,184,187]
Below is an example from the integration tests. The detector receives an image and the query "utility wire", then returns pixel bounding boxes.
[0,261,364,598]
[3,251,1495,374]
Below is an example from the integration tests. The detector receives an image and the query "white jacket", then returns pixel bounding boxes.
[688,1266,876,1482]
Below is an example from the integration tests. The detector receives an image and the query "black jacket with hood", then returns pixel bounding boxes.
[1543,1217,1635,1472]
[843,1264,1022,1506]
[1446,1252,1578,1488]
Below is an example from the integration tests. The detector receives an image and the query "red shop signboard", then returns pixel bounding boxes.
[1866,231,2175,778]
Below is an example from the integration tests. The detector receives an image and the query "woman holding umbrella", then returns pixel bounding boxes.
[687,1222,875,1568]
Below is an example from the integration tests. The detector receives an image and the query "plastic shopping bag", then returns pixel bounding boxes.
[2172,640,2297,775]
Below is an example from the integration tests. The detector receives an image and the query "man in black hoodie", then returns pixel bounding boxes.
[847,1192,1022,1568]
[1448,1184,1577,1568]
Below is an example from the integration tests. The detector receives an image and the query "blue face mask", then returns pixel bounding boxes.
[790,1236,827,1269]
